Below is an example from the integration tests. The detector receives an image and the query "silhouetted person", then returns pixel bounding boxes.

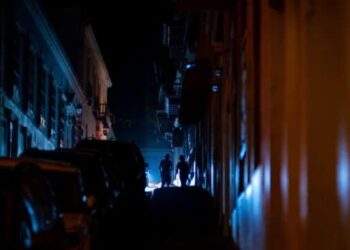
[159,154,172,187]
[176,155,190,187]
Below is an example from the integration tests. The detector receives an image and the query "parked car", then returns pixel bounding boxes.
[75,139,149,247]
[21,148,120,248]
[0,158,65,249]
[75,139,147,197]
[21,148,115,211]
[6,157,93,250]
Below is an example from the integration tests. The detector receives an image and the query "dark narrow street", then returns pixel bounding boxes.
[147,187,235,250]
[2,0,350,249]
[102,187,237,250]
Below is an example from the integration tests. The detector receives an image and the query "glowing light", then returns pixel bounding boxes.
[210,161,215,195]
[82,195,87,203]
[215,68,223,77]
[148,182,161,188]
[238,168,261,200]
[264,163,271,194]
[212,84,219,92]
[173,173,181,187]
[22,224,32,248]
[190,160,196,186]
[145,182,162,192]
[23,199,39,233]
[145,186,154,192]
[337,132,350,216]
[252,168,261,188]
[245,184,253,198]
[299,165,308,221]
[280,164,289,202]
[185,63,195,69]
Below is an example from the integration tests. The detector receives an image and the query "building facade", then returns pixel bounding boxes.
[80,25,113,140]
[0,0,87,156]
[170,0,350,249]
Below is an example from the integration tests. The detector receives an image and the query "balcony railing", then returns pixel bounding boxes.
[94,102,107,118]
[94,103,111,129]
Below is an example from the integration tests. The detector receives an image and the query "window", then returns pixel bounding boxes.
[7,22,22,103]
[23,38,30,112]
[0,120,6,156]
[29,50,36,117]
[58,96,65,148]
[3,110,11,157]
[48,75,56,139]
[24,46,36,118]
[9,119,18,157]
[73,115,81,146]
[23,127,32,150]
[37,59,47,129]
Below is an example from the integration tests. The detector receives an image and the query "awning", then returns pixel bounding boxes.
[180,60,212,123]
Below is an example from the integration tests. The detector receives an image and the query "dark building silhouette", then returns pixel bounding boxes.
[0,0,87,155]
[0,0,115,157]
[161,0,350,249]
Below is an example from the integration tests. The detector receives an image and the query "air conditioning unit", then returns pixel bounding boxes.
[165,96,180,116]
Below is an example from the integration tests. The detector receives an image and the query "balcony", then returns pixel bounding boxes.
[165,96,180,117]
[94,102,107,118]
[94,102,110,129]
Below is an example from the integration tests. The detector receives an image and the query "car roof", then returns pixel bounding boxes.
[21,148,100,164]
[76,139,139,150]
[76,140,145,159]
[0,157,77,173]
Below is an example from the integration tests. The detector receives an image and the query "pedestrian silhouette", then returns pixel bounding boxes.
[176,155,190,187]
[159,154,172,187]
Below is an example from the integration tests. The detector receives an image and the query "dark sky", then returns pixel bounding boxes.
[88,1,175,148]
[87,1,174,120]
[40,0,174,147]
[87,1,174,147]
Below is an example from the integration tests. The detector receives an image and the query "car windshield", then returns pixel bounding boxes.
[76,141,146,189]
[21,150,109,197]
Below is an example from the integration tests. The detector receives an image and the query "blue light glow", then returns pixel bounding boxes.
[245,184,253,198]
[82,195,88,203]
[22,224,32,248]
[141,148,170,184]
[23,199,39,233]
[299,158,308,221]
[337,133,350,216]
[238,168,261,201]
[185,63,195,69]
[264,162,271,194]
[190,160,196,186]
[280,163,289,202]
[215,68,223,77]
[212,84,219,92]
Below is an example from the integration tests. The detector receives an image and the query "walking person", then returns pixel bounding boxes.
[159,154,172,187]
[176,155,190,187]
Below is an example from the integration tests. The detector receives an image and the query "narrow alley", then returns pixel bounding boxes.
[2,0,350,249]
[101,186,237,250]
